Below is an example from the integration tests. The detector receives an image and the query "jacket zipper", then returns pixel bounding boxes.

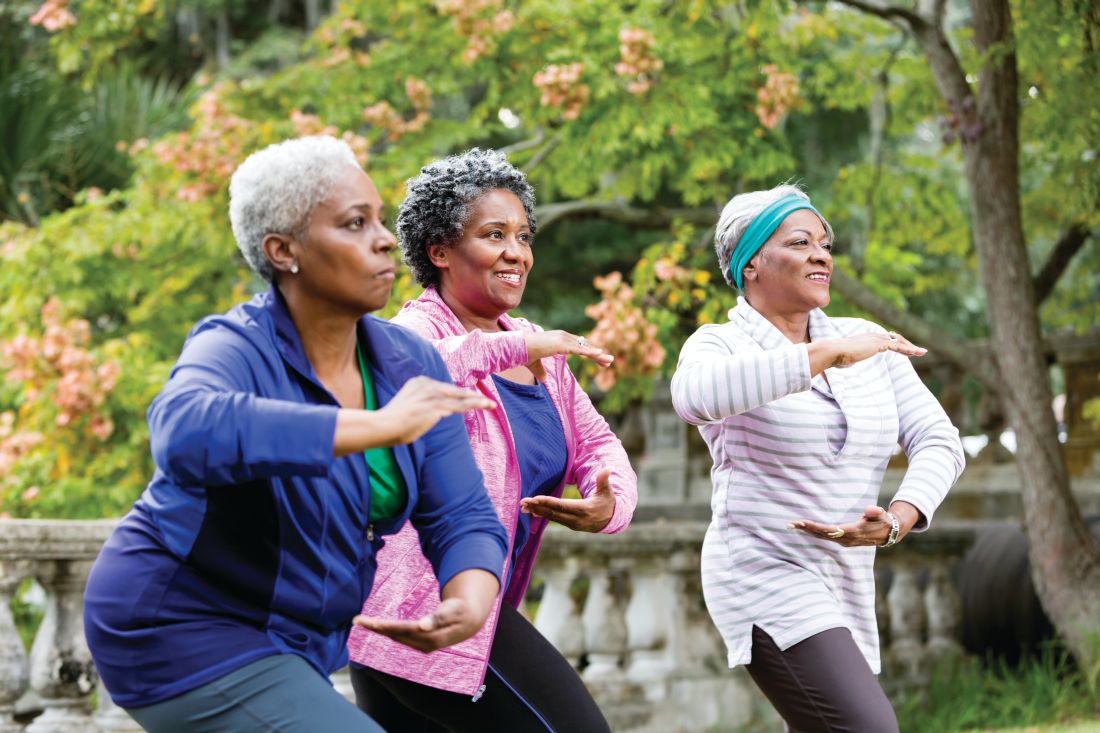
[469,378,523,702]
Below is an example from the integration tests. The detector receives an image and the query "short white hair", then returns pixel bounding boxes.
[229,136,362,281]
[714,183,833,288]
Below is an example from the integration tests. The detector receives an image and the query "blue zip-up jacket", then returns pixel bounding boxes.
[84,287,508,708]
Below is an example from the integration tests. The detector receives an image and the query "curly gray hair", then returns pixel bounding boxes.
[397,148,536,288]
[714,183,833,289]
[228,136,362,282]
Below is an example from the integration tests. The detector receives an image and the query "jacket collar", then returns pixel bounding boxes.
[731,296,837,349]
[264,284,421,392]
[406,286,520,336]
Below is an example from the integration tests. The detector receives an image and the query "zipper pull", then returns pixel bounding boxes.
[471,684,486,702]
[366,523,375,541]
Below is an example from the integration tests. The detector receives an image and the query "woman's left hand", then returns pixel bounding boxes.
[788,504,918,547]
[520,468,615,533]
[353,569,498,653]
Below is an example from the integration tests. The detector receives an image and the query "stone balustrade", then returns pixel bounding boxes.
[525,519,981,732]
[0,517,980,732]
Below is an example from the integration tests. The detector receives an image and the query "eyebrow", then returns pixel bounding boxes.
[339,202,380,216]
[477,220,530,229]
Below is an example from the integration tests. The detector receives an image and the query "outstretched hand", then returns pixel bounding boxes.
[354,597,481,653]
[526,330,613,381]
[379,376,496,444]
[788,505,897,547]
[521,468,615,533]
[353,568,498,653]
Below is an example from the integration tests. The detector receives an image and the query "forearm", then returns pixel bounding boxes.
[672,344,811,423]
[806,340,842,377]
[333,408,399,456]
[887,500,923,542]
[430,331,529,387]
[440,569,500,623]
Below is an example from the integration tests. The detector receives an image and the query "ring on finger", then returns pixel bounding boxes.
[577,336,586,347]
[827,526,845,539]
[888,331,898,342]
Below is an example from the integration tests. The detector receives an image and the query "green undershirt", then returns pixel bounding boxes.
[356,342,407,522]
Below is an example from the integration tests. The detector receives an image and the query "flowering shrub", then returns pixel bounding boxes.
[755,64,801,130]
[29,0,75,32]
[579,230,735,411]
[533,63,590,121]
[435,0,515,64]
[615,27,663,95]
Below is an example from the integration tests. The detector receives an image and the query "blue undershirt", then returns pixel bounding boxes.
[491,374,567,589]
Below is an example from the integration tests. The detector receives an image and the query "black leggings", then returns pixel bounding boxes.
[350,603,611,733]
[746,625,899,733]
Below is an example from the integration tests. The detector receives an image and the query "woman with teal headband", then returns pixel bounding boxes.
[670,184,965,731]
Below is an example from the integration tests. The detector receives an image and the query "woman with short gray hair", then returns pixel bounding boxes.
[672,184,965,731]
[84,136,509,733]
[347,148,637,732]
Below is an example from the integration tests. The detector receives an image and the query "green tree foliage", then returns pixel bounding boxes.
[0,0,1096,517]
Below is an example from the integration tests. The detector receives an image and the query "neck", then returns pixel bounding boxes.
[436,282,504,333]
[279,283,360,380]
[745,295,812,344]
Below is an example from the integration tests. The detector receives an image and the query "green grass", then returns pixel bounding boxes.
[897,646,1100,733]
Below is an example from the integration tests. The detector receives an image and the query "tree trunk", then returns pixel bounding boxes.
[834,0,1100,667]
[958,0,1100,665]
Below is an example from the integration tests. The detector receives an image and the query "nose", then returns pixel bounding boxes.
[374,223,397,253]
[500,235,524,261]
[810,242,832,264]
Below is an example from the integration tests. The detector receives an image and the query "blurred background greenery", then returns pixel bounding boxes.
[0,0,1096,515]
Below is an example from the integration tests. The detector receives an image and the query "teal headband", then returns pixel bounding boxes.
[728,194,822,290]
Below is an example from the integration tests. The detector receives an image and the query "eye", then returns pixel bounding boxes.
[791,238,809,247]
[347,216,366,230]
[822,242,834,252]
[487,229,504,240]
[519,231,532,245]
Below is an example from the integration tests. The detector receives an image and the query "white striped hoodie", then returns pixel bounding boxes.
[670,297,964,671]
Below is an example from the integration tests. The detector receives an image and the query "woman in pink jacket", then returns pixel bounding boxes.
[346,149,638,731]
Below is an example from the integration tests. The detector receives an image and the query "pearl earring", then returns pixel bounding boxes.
[290,263,299,274]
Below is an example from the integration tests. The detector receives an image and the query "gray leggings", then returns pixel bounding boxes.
[746,626,899,733]
[125,654,385,733]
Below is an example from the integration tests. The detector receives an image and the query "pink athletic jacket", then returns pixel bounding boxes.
[346,286,638,696]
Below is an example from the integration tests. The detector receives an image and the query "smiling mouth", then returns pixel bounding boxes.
[495,272,522,285]
[807,273,830,283]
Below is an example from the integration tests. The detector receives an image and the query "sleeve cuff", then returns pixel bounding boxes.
[434,533,508,591]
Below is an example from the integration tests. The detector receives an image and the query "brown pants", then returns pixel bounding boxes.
[746,626,899,733]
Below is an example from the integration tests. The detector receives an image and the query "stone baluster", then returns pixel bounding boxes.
[25,560,97,733]
[625,552,689,691]
[0,560,31,733]
[885,563,924,682]
[581,560,626,682]
[532,557,584,668]
[93,679,142,733]
[924,561,963,664]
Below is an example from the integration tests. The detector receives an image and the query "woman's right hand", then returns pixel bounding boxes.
[334,377,494,455]
[526,330,614,371]
[808,331,926,375]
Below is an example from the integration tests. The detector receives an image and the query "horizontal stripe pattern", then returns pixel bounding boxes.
[672,298,965,673]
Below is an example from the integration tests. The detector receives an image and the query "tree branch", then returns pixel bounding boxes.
[1033,224,1092,304]
[499,130,546,155]
[829,267,1002,392]
[535,199,721,230]
[830,0,923,26]
[834,0,973,128]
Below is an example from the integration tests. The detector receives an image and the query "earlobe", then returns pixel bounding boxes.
[262,233,297,275]
[426,243,449,269]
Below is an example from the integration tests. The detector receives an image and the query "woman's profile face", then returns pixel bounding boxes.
[745,208,833,312]
[434,188,533,319]
[296,167,398,315]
